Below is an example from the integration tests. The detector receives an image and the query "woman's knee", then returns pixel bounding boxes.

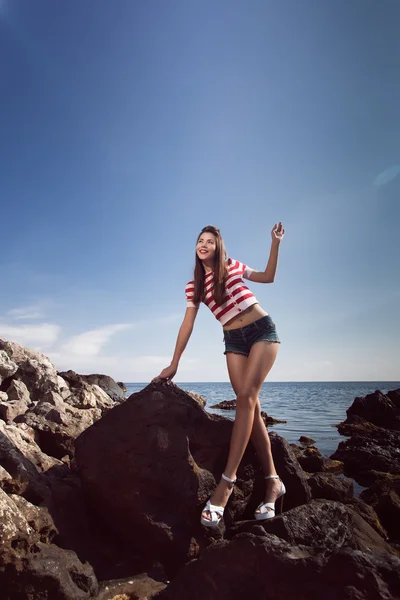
[236,391,258,411]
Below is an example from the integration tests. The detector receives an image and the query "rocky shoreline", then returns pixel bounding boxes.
[1,336,400,599]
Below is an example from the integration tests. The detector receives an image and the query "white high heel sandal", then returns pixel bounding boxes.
[200,473,237,528]
[254,474,286,521]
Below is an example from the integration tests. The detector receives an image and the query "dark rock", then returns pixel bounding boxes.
[261,411,287,426]
[331,429,400,486]
[0,488,98,600]
[349,496,389,540]
[97,573,167,600]
[75,381,309,577]
[230,500,394,556]
[345,389,400,431]
[291,443,344,474]
[209,400,286,425]
[266,432,311,510]
[387,389,400,409]
[210,399,236,409]
[299,435,316,445]
[337,414,386,436]
[360,480,400,543]
[308,473,354,503]
[155,532,400,600]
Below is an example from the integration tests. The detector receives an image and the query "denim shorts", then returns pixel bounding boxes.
[223,315,280,356]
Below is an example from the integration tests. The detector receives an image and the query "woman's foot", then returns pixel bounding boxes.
[201,475,236,525]
[254,474,286,519]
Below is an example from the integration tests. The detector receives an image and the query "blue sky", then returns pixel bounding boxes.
[1,0,399,382]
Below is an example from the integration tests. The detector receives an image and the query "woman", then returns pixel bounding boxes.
[154,223,285,528]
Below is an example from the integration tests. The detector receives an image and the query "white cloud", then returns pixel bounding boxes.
[62,324,132,357]
[7,306,45,320]
[0,323,60,346]
[373,164,400,186]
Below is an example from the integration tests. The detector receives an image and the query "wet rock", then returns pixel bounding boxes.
[308,473,354,503]
[97,574,167,600]
[299,435,316,445]
[155,531,400,600]
[331,429,400,486]
[291,443,344,474]
[210,399,236,409]
[209,400,286,426]
[337,414,385,436]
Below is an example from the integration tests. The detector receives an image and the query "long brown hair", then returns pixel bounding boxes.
[193,225,228,306]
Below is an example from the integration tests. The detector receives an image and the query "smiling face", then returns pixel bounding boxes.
[196,231,217,263]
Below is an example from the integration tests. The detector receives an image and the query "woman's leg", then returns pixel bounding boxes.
[202,342,279,519]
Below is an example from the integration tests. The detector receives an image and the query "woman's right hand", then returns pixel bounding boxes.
[152,364,177,383]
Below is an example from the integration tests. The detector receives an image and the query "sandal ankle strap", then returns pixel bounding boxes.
[222,473,237,484]
[265,475,280,480]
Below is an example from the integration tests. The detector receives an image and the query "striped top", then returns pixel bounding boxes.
[185,258,258,325]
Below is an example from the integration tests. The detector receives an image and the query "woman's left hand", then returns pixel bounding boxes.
[271,222,285,242]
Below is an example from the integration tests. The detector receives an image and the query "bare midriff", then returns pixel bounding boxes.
[222,303,269,331]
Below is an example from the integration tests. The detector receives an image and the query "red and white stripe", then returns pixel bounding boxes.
[185,258,258,325]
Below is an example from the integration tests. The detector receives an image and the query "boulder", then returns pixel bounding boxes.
[0,338,60,402]
[117,381,127,393]
[97,574,166,600]
[0,464,12,488]
[349,496,389,540]
[75,381,310,577]
[299,435,316,445]
[308,473,354,503]
[0,380,31,422]
[209,400,287,425]
[186,390,207,408]
[0,349,18,385]
[291,443,344,474]
[59,371,123,407]
[331,429,400,486]
[360,480,400,543]
[155,532,400,600]
[0,420,56,503]
[209,399,236,409]
[0,488,98,600]
[345,389,400,430]
[20,397,102,459]
[229,500,395,556]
